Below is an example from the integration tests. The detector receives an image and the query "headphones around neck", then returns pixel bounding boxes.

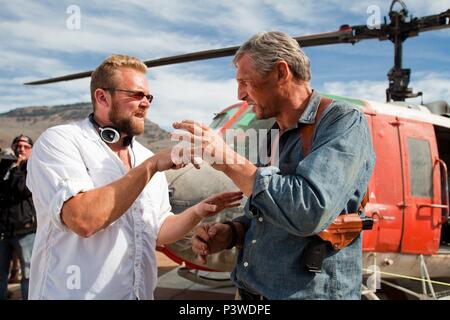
[88,113,133,147]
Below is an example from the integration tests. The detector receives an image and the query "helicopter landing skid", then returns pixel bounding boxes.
[177,267,233,288]
[363,253,450,300]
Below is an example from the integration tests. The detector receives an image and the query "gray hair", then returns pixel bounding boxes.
[233,31,311,82]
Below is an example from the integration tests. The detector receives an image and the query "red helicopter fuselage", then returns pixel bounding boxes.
[160,94,450,284]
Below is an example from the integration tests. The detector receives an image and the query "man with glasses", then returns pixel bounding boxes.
[26,54,243,299]
[0,135,36,300]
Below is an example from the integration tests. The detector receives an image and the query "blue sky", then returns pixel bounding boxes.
[0,0,449,130]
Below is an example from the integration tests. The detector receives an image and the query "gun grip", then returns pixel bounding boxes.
[301,237,330,273]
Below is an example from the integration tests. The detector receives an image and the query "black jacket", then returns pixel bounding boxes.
[0,159,36,239]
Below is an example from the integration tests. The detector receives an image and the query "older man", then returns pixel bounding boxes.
[175,32,376,299]
[26,54,242,299]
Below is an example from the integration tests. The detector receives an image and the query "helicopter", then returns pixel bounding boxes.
[25,1,450,299]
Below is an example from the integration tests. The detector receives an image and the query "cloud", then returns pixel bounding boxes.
[322,80,387,102]
[0,0,448,132]
[346,0,450,16]
[411,73,450,104]
[107,0,289,38]
[148,68,237,130]
[0,77,91,111]
[321,72,450,104]
[0,0,341,60]
[0,64,238,131]
[1,1,54,20]
[0,20,221,58]
[0,50,72,76]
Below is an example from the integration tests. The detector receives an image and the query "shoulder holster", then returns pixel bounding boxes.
[298,95,372,273]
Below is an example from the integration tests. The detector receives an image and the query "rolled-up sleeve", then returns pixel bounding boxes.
[26,127,94,231]
[156,173,174,233]
[247,106,375,237]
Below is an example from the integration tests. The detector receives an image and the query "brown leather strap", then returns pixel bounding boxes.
[299,96,333,158]
[359,191,369,210]
[299,95,369,212]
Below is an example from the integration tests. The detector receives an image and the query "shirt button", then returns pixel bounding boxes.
[258,217,264,222]
[243,262,249,267]
[251,239,257,244]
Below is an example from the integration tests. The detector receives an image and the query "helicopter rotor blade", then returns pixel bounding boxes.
[24,8,449,86]
[24,29,359,85]
[414,9,450,33]
[24,71,94,85]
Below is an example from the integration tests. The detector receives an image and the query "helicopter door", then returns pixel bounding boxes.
[368,114,404,252]
[398,119,441,254]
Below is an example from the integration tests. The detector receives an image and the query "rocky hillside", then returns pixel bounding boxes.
[0,102,173,151]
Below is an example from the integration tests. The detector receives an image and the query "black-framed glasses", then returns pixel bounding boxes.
[103,88,153,103]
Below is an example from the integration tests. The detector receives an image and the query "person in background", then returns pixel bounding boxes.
[0,135,36,300]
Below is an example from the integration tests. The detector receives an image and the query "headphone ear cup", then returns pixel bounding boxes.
[88,113,121,144]
[99,127,121,144]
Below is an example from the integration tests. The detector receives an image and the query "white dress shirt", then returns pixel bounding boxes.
[26,118,173,299]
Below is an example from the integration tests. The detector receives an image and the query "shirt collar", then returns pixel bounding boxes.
[80,117,136,147]
[297,90,321,125]
[81,117,102,142]
[270,89,321,132]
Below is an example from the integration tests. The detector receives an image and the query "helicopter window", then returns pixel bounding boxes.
[230,109,275,131]
[237,113,255,127]
[209,107,239,130]
[407,137,433,198]
[225,109,276,162]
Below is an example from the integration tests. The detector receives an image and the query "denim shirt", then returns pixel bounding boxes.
[231,91,376,300]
